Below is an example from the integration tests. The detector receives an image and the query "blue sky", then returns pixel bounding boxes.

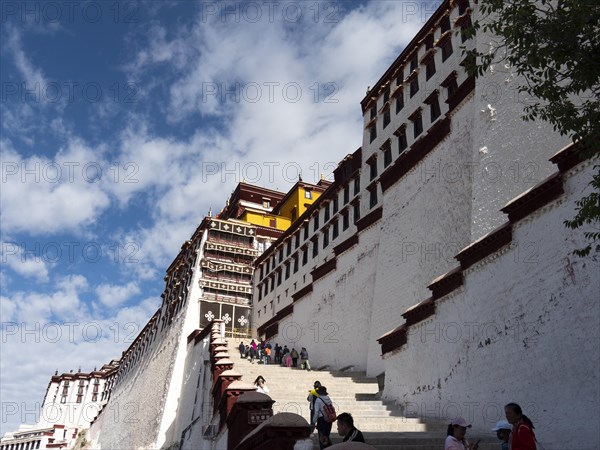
[1,0,439,434]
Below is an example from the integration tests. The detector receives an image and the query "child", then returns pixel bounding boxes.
[492,420,511,450]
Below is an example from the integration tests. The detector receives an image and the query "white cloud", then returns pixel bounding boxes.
[4,274,88,323]
[0,242,51,282]
[95,282,141,308]
[0,141,112,235]
[3,25,47,88]
[97,0,435,285]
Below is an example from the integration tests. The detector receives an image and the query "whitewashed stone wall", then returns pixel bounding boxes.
[365,99,476,377]
[469,8,570,240]
[381,162,600,450]
[178,334,214,450]
[88,309,188,450]
[89,234,205,450]
[276,225,380,372]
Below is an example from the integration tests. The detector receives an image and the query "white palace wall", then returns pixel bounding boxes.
[89,233,205,450]
[468,10,570,240]
[177,334,214,450]
[88,309,188,449]
[277,224,380,371]
[381,161,600,450]
[365,97,476,377]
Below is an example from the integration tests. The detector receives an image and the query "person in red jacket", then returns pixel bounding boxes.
[505,403,537,450]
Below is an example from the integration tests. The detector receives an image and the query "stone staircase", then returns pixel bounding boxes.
[226,342,497,449]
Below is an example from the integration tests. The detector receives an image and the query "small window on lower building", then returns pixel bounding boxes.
[323,229,329,248]
[414,116,423,138]
[396,91,404,113]
[332,220,339,240]
[369,125,377,143]
[440,14,450,32]
[460,17,473,43]
[312,239,319,257]
[353,201,361,223]
[409,109,423,139]
[425,91,441,123]
[302,248,308,266]
[441,38,453,61]
[425,58,436,80]
[383,108,391,128]
[441,72,459,102]
[342,210,349,230]
[368,156,378,181]
[395,124,408,155]
[430,97,441,122]
[369,187,378,209]
[384,147,392,167]
[410,77,419,98]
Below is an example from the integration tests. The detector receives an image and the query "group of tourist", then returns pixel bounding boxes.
[238,340,311,370]
[244,341,537,449]
[446,403,538,450]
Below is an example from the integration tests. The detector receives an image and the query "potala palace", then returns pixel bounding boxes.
[2,1,598,449]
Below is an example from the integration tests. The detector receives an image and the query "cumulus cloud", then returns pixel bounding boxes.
[95,281,141,308]
[0,140,112,235]
[0,242,51,282]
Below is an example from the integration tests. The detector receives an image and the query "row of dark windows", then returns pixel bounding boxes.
[257,200,361,300]
[1,440,41,450]
[368,4,474,144]
[259,177,360,281]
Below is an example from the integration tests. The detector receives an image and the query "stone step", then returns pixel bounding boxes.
[226,341,454,440]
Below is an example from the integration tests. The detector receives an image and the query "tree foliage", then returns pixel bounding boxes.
[465,0,600,256]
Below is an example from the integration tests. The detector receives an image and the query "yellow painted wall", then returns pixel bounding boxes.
[277,187,321,222]
[240,210,291,231]
[234,185,321,232]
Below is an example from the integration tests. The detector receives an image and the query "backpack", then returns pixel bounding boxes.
[321,399,337,423]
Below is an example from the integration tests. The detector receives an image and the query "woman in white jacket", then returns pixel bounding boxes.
[254,376,269,394]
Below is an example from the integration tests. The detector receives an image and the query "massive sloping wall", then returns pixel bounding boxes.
[380,158,600,450]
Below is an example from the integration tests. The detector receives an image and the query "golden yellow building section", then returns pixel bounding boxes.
[217,180,331,233]
[239,210,291,231]
[271,181,328,225]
